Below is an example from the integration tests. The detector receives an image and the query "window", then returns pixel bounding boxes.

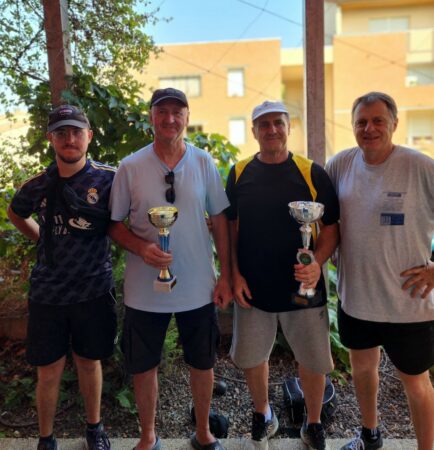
[227,69,245,97]
[368,17,408,33]
[229,118,246,145]
[186,124,203,134]
[407,112,434,146]
[159,76,201,97]
[406,64,434,86]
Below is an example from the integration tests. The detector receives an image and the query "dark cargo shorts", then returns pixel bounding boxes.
[122,302,220,374]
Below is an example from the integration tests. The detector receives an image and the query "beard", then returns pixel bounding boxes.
[56,147,85,164]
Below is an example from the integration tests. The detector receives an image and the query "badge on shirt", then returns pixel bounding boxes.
[380,191,406,226]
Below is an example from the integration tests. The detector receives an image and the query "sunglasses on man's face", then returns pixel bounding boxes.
[165,171,175,203]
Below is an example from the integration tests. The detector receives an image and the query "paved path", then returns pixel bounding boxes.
[0,438,418,450]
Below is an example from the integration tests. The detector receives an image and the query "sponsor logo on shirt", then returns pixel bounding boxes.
[68,217,94,230]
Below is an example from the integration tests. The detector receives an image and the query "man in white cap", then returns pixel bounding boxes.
[225,101,339,450]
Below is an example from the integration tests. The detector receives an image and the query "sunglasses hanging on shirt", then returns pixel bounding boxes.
[165,171,175,203]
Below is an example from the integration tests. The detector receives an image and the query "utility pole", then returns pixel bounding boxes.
[303,0,325,166]
[42,0,72,106]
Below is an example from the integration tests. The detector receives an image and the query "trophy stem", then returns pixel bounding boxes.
[300,224,312,249]
[158,228,170,252]
[158,228,173,282]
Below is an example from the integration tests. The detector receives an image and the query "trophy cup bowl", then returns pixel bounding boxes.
[148,206,178,293]
[288,201,324,299]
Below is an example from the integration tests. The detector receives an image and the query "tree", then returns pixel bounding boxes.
[0,0,159,111]
[0,0,163,164]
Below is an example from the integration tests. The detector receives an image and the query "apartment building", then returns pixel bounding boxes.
[140,0,434,160]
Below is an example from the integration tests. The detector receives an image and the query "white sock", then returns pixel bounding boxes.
[264,405,272,421]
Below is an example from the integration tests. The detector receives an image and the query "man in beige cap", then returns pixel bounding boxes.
[225,101,339,450]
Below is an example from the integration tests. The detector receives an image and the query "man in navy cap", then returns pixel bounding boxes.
[7,104,116,450]
[109,88,232,450]
[225,101,339,450]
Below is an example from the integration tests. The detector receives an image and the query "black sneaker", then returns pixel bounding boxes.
[340,432,383,450]
[300,419,328,450]
[37,437,58,450]
[86,422,111,450]
[242,406,279,450]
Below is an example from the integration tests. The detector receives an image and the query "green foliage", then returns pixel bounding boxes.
[61,72,155,166]
[0,139,40,263]
[327,262,351,375]
[115,385,137,414]
[188,132,240,183]
[58,368,78,404]
[0,0,160,110]
[1,376,35,408]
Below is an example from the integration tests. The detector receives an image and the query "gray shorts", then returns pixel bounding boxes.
[230,304,334,374]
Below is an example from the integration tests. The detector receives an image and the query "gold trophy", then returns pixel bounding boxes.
[148,206,178,293]
[288,201,324,302]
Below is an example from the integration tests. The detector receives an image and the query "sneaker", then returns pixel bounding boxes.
[86,422,111,450]
[242,406,279,450]
[37,438,58,450]
[300,419,328,450]
[340,432,383,450]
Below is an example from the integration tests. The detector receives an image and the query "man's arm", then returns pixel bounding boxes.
[209,212,232,309]
[228,220,252,308]
[7,205,39,242]
[108,221,172,270]
[314,222,340,266]
[294,222,340,289]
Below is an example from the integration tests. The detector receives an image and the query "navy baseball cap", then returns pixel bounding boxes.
[48,105,90,132]
[150,88,189,108]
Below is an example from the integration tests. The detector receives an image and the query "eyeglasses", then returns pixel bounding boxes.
[165,171,175,203]
[51,128,87,139]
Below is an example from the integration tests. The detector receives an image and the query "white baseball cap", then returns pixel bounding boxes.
[252,101,289,122]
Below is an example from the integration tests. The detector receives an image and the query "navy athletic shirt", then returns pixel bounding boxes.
[10,159,115,306]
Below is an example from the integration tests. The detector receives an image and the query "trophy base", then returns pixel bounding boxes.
[154,276,177,293]
[290,289,323,308]
[299,286,316,298]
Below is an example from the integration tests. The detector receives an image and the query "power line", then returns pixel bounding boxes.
[162,49,354,133]
[207,0,270,72]
[237,0,434,82]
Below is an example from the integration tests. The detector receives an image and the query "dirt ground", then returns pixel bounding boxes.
[0,336,419,441]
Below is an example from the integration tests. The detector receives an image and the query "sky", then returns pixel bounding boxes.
[145,0,304,48]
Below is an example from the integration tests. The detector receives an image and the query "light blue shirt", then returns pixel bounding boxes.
[110,142,229,312]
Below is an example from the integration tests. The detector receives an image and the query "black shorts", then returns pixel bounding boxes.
[338,301,434,375]
[26,290,117,366]
[122,302,220,374]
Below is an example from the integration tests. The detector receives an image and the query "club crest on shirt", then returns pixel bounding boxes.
[87,188,99,204]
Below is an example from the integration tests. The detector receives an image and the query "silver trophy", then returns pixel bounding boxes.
[148,206,178,293]
[288,201,324,298]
